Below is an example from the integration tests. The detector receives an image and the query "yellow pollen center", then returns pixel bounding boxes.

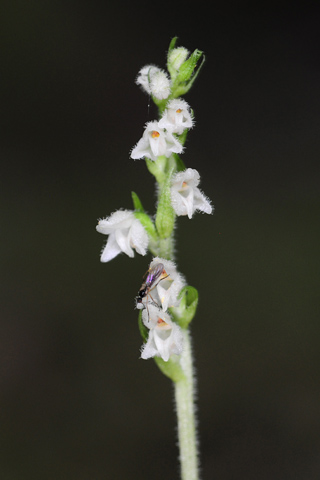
[151,130,160,138]
[176,108,182,113]
[157,318,168,327]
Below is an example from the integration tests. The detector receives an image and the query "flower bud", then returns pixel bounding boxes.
[168,47,189,76]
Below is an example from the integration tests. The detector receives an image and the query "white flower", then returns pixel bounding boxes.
[137,257,185,312]
[158,99,194,134]
[96,210,148,262]
[170,168,213,219]
[136,65,161,94]
[141,305,183,362]
[136,66,171,99]
[149,70,171,100]
[131,121,183,161]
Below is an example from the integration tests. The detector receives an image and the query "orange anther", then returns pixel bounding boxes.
[151,130,160,138]
[157,318,168,326]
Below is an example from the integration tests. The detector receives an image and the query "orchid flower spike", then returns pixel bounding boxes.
[131,121,183,161]
[158,98,194,134]
[170,168,213,219]
[140,304,183,362]
[96,210,148,262]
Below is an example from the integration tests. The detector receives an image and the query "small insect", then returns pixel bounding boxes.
[136,262,169,309]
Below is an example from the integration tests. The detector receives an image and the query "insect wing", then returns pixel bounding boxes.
[146,263,164,287]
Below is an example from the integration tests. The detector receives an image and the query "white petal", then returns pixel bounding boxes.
[115,228,134,257]
[193,189,213,214]
[96,210,134,234]
[131,136,152,160]
[100,234,122,262]
[164,130,184,155]
[157,284,170,311]
[170,324,184,356]
[150,70,171,100]
[136,65,161,94]
[130,220,149,256]
[141,331,158,359]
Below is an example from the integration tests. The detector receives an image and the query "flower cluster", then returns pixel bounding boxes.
[96,38,210,363]
[138,258,185,362]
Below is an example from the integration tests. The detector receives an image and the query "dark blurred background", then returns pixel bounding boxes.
[1,1,320,479]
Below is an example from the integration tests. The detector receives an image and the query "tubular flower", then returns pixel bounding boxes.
[131,121,183,161]
[96,210,148,262]
[158,98,194,134]
[141,305,183,362]
[137,257,185,312]
[170,168,213,219]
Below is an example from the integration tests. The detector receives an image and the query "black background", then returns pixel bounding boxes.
[1,1,320,479]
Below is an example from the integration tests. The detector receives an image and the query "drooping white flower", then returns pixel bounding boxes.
[136,66,171,99]
[170,168,213,219]
[149,70,171,100]
[96,210,148,262]
[158,98,194,134]
[137,257,185,312]
[141,305,183,362]
[136,65,161,95]
[131,121,183,161]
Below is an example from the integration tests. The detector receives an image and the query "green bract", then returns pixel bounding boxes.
[133,212,157,241]
[170,286,199,329]
[138,310,149,342]
[145,156,167,185]
[154,355,185,383]
[131,191,145,212]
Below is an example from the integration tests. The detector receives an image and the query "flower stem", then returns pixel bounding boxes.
[158,236,174,260]
[174,329,200,480]
[156,169,199,479]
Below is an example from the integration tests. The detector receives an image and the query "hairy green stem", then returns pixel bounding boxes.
[158,236,174,260]
[174,330,199,480]
[155,149,199,479]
